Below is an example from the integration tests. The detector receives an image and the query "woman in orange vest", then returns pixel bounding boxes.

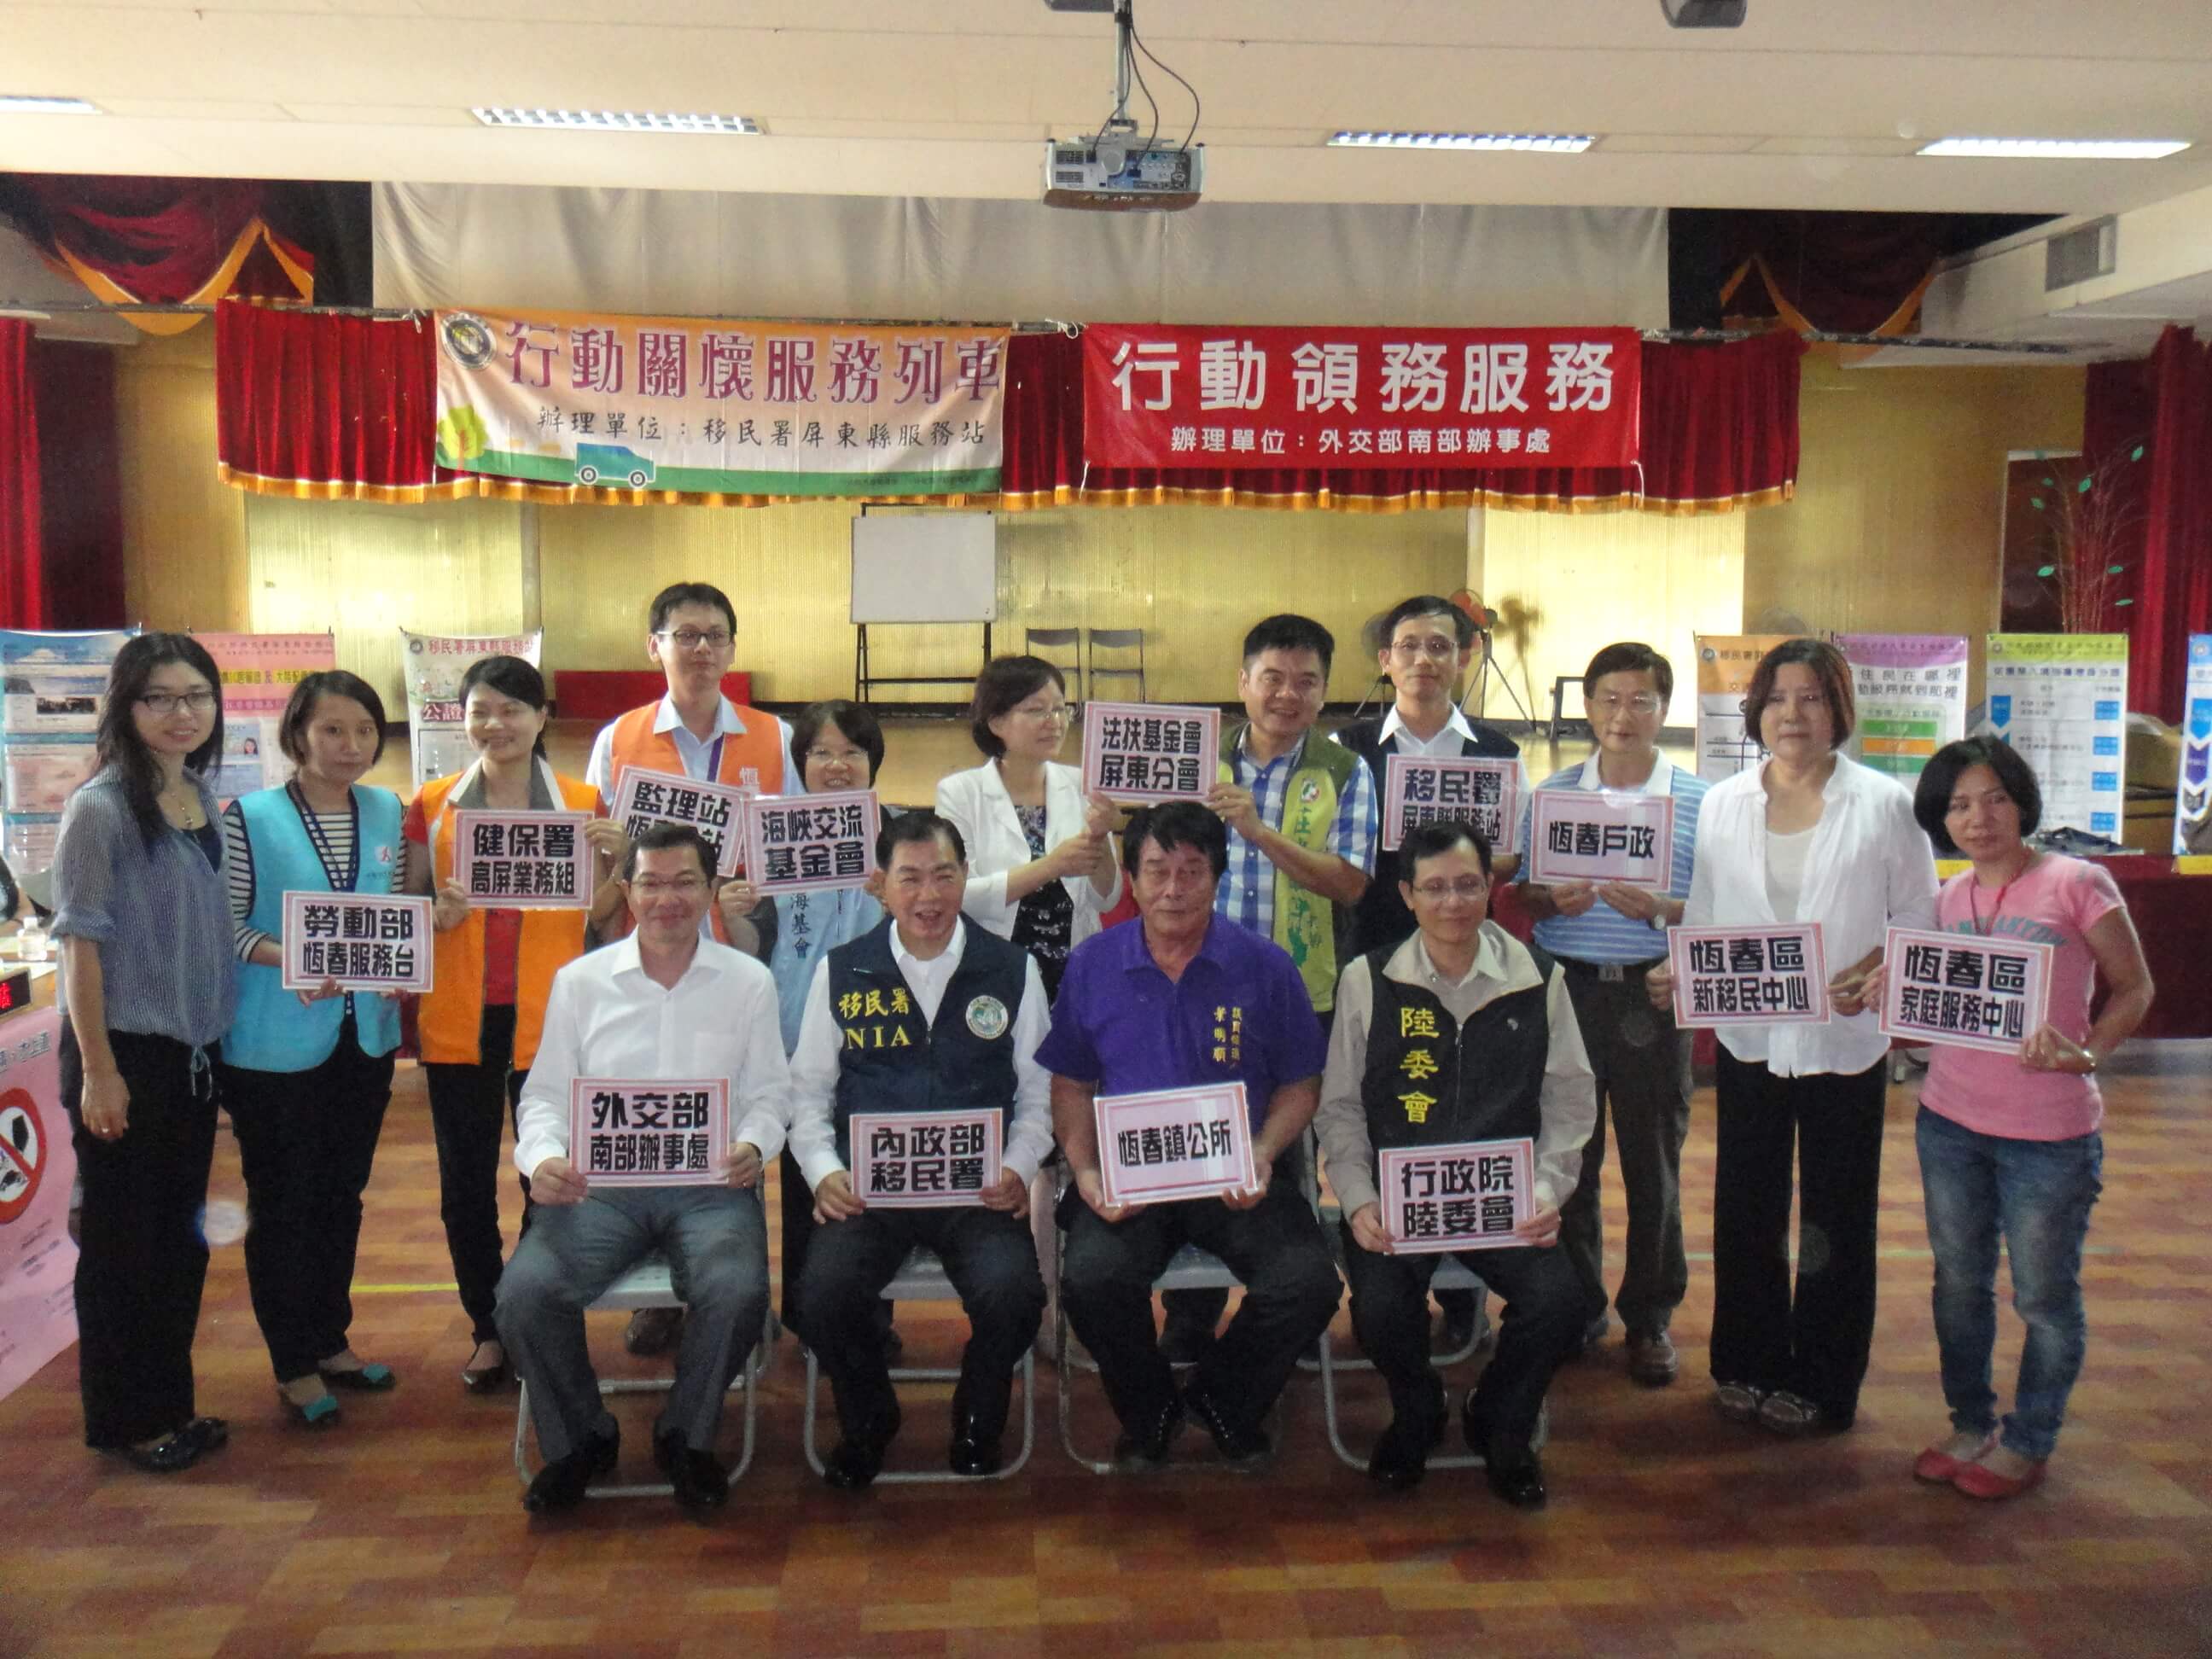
[403,655,626,1393]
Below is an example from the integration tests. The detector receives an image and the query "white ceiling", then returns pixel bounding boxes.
[2,0,2210,218]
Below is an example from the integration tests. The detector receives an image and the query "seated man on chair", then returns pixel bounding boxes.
[1316,818,1601,1507]
[1041,801,1342,1471]
[498,823,792,1514]
[787,812,1052,1488]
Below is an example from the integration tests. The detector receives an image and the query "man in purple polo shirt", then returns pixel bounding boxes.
[1040,801,1342,1470]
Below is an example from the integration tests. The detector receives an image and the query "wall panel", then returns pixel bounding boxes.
[114,331,248,633]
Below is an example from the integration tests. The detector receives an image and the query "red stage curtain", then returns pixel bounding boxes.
[214,309,1802,516]
[27,340,125,629]
[2086,325,2212,722]
[0,319,43,629]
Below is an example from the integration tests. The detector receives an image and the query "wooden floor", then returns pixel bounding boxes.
[4,717,2209,1656]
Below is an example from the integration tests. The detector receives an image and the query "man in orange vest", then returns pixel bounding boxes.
[586,580,799,1354]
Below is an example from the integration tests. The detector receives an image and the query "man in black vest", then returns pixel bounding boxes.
[787,814,1051,1487]
[1315,819,1601,1507]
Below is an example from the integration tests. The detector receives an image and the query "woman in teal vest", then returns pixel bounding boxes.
[220,671,406,1429]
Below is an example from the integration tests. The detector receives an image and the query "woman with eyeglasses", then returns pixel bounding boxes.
[50,633,236,1472]
[404,655,626,1394]
[1647,637,1938,1438]
[935,655,1120,1002]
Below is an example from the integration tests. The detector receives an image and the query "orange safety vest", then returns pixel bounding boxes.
[414,769,600,1068]
[602,700,788,946]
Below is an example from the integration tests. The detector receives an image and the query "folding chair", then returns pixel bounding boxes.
[1024,626,1084,706]
[800,1244,1037,1483]
[511,1252,769,1499]
[1086,628,1147,704]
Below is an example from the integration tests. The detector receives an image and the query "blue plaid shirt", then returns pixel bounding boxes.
[1215,728,1379,941]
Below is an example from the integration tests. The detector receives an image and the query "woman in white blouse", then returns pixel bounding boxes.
[1649,638,1937,1438]
[935,655,1121,1000]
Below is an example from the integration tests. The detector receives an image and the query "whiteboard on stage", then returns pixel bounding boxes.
[850,514,998,624]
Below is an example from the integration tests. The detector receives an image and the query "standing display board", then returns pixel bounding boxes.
[849,511,997,701]
[1693,634,1790,782]
[399,628,542,791]
[195,632,338,801]
[0,1009,77,1404]
[1982,633,2128,840]
[0,628,134,875]
[2177,635,2212,856]
[1837,633,1968,786]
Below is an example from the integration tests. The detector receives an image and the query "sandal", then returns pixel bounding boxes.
[318,1361,398,1392]
[1756,1389,1829,1437]
[1714,1381,1767,1423]
[462,1342,509,1394]
[280,1388,342,1429]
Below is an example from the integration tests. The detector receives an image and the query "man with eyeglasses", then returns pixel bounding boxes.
[1316,818,1599,1505]
[497,824,791,1513]
[1514,642,1708,1388]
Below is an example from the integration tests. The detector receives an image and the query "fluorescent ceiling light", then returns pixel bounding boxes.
[1328,131,1593,154]
[1918,137,2190,160]
[472,108,761,135]
[0,95,100,115]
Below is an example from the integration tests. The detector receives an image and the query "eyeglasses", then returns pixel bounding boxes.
[1014,703,1071,723]
[1389,637,1460,661]
[1409,877,1489,900]
[1589,692,1662,716]
[630,875,708,896]
[655,628,733,652]
[137,690,218,715]
[805,747,870,766]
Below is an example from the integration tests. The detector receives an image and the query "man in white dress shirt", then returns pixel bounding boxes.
[496,824,792,1514]
[787,813,1052,1487]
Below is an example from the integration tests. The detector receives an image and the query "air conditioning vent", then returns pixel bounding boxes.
[2046,217,2117,291]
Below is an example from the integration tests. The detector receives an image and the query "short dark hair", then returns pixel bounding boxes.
[648,582,738,637]
[277,670,390,767]
[877,809,967,868]
[621,821,715,882]
[1242,613,1336,679]
[1743,637,1856,748]
[1582,641,1674,705]
[1122,800,1228,882]
[1379,595,1475,652]
[96,632,225,847]
[458,654,551,758]
[790,699,884,781]
[1913,736,2044,856]
[1400,818,1494,881]
[968,655,1065,759]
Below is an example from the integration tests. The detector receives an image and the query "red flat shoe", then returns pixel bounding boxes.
[1913,1432,1996,1484]
[1953,1457,2046,1500]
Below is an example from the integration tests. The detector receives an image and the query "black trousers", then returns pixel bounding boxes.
[1709,1049,1888,1425]
[1556,963,1693,1336]
[796,1203,1045,1438]
[61,1022,220,1448]
[222,1015,397,1382]
[422,1004,528,1346]
[1058,1171,1341,1435]
[1342,1225,1599,1454]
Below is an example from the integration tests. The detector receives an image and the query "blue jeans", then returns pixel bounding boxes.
[1916,1106,2102,1460]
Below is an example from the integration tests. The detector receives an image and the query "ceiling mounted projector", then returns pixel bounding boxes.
[1658,0,1747,25]
[1044,0,1203,211]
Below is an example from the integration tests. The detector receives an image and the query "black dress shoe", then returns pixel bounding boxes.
[948,1430,1004,1477]
[182,1417,230,1455]
[523,1426,619,1514]
[1109,1397,1185,1471]
[102,1431,201,1475]
[1370,1374,1446,1489]
[654,1429,731,1510]
[1484,1452,1548,1510]
[1183,1383,1270,1471]
[824,1402,902,1491]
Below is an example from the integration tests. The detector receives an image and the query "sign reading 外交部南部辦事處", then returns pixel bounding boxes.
[612,765,749,879]
[1080,326,1641,471]
[1095,1082,1255,1209]
[1668,923,1831,1028]
[1878,926,2054,1057]
[1526,789,1674,889]
[570,1078,730,1187]
[848,1109,1003,1209]
[452,810,595,911]
[281,892,434,993]
[434,309,1008,498]
[1081,701,1220,803]
[742,789,880,896]
[1382,754,1521,854]
[1377,1138,1535,1254]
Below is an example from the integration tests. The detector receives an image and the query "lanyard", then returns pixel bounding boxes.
[288,783,360,891]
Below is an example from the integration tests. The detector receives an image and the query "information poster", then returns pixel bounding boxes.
[195,632,338,801]
[1382,754,1521,853]
[1377,1137,1535,1254]
[399,628,542,791]
[1983,633,2128,839]
[2176,635,2212,857]
[0,628,135,874]
[848,1109,1002,1208]
[0,1009,78,1404]
[570,1077,729,1187]
[1693,634,1790,781]
[1837,633,1967,785]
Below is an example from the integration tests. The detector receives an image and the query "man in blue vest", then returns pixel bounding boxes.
[786,813,1051,1487]
[1315,818,1601,1506]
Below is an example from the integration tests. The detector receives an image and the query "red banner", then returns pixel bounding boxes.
[1081,323,1641,471]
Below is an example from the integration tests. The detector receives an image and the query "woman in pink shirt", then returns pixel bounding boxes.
[1889,738,2153,1499]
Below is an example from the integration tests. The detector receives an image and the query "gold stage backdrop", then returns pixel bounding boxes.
[114,334,2086,716]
